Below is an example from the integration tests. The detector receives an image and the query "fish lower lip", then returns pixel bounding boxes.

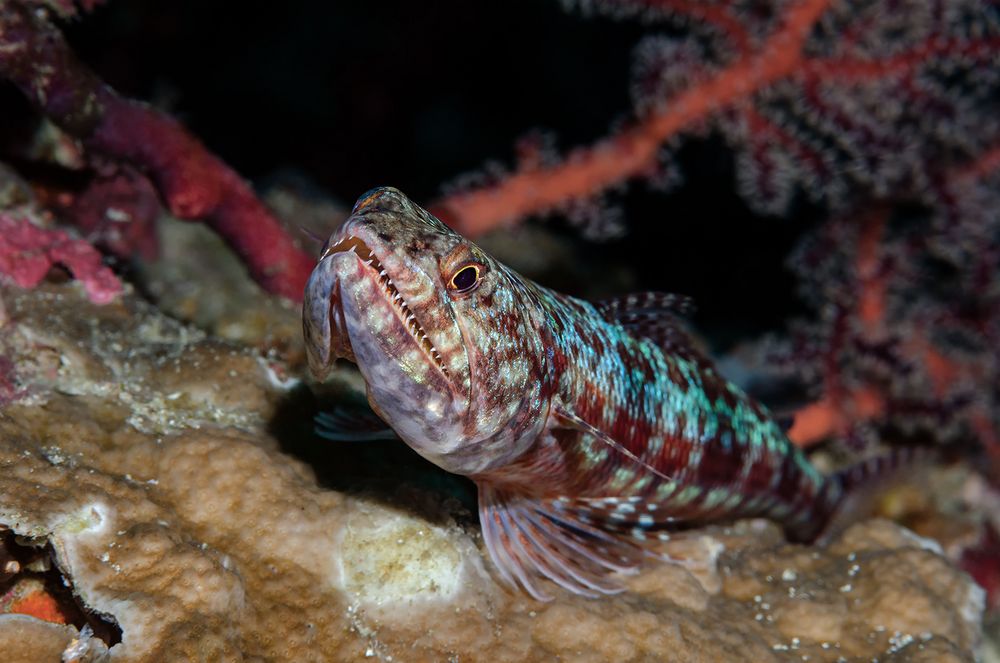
[327,280,355,364]
[303,262,353,379]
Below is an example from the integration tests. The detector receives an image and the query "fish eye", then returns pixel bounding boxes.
[449,264,482,293]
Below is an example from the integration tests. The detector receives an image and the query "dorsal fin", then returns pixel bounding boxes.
[594,291,694,319]
[594,291,707,363]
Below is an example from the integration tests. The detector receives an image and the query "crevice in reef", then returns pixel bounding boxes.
[0,528,122,647]
[267,381,479,523]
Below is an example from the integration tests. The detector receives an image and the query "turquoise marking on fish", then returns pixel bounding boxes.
[302,187,895,601]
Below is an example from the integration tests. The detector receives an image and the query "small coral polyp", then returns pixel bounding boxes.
[55,503,109,538]
[336,503,466,607]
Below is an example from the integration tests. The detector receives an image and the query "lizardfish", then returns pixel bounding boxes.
[303,187,879,600]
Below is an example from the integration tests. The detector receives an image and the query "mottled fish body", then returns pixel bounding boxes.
[304,187,848,600]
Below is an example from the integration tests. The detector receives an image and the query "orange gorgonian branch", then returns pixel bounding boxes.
[433,0,1000,238]
[785,141,1000,455]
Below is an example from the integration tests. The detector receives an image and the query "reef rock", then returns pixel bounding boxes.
[0,283,985,661]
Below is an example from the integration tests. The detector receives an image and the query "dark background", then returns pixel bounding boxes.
[58,0,813,345]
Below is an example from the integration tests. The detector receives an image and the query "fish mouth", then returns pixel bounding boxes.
[323,235,449,376]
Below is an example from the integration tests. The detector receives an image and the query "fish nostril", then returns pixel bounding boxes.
[352,186,409,215]
[352,188,384,213]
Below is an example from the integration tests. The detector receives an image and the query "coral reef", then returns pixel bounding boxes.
[0,283,987,661]
[0,0,996,659]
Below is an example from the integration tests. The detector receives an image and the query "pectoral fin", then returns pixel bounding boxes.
[314,403,397,442]
[477,482,643,601]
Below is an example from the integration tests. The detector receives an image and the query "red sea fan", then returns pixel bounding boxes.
[781,148,1000,464]
[434,0,1000,236]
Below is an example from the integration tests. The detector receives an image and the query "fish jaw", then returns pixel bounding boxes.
[302,205,476,459]
[337,252,468,455]
[304,187,555,475]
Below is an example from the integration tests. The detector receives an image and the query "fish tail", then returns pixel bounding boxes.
[809,445,935,544]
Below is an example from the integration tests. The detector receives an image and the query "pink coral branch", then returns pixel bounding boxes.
[431,0,832,236]
[0,3,315,301]
[0,214,122,304]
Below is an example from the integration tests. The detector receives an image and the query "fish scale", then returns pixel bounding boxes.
[523,298,831,529]
[303,186,900,601]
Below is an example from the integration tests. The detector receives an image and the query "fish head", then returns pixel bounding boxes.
[303,187,553,475]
